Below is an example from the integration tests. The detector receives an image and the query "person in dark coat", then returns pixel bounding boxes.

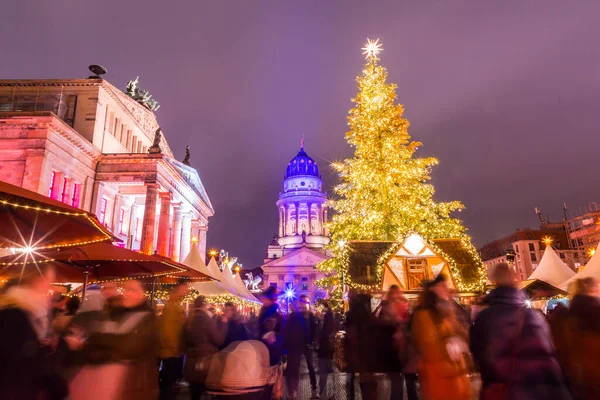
[283,294,318,400]
[221,301,249,349]
[379,285,408,400]
[551,277,600,400]
[0,264,68,400]
[258,287,284,400]
[317,301,335,400]
[258,286,283,365]
[345,293,383,400]
[184,295,227,400]
[470,263,572,400]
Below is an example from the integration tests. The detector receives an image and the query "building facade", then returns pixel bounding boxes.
[479,226,582,281]
[260,144,330,302]
[0,77,214,261]
[564,202,600,257]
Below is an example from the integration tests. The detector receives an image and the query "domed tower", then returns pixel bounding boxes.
[273,142,330,253]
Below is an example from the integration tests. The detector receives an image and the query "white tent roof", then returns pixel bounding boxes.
[233,271,258,302]
[211,259,240,296]
[183,246,231,296]
[528,245,575,287]
[561,242,600,290]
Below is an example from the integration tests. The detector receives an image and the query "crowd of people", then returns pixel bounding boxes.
[1,261,600,400]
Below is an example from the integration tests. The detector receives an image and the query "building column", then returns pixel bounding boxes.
[169,203,182,261]
[140,183,158,255]
[156,192,172,256]
[284,205,290,236]
[316,204,322,235]
[179,212,192,261]
[278,207,284,238]
[323,205,328,235]
[198,224,208,263]
[295,202,301,235]
[307,202,313,234]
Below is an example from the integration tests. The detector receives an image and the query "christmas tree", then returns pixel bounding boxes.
[317,39,484,308]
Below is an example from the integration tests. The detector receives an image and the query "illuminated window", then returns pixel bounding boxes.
[301,284,309,291]
[117,208,125,235]
[71,183,80,208]
[99,198,108,225]
[48,171,56,197]
[60,177,69,203]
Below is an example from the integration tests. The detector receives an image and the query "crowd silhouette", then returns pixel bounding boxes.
[1,262,599,400]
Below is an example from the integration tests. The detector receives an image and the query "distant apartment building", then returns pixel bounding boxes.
[565,202,600,255]
[479,225,582,281]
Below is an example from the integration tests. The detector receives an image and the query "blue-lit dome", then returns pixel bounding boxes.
[285,146,320,179]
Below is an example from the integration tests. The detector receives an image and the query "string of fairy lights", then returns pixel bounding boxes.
[0,197,114,250]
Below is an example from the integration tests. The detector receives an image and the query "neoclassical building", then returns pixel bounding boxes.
[0,76,213,261]
[260,144,330,302]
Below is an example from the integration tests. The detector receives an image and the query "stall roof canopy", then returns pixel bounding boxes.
[561,242,600,290]
[527,245,574,287]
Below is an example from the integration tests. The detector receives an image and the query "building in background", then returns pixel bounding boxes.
[0,74,214,261]
[479,225,582,281]
[564,202,600,258]
[259,143,330,303]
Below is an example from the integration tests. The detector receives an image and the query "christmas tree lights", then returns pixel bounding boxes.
[316,40,486,310]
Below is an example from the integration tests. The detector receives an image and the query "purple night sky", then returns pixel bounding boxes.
[2,1,599,267]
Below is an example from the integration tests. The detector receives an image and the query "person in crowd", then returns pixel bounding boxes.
[403,310,420,400]
[345,293,379,400]
[470,263,571,400]
[259,286,283,364]
[68,280,158,400]
[412,274,471,400]
[317,300,335,400]
[53,295,81,335]
[552,277,600,399]
[283,294,318,399]
[100,281,121,317]
[158,284,189,400]
[379,285,408,400]
[221,301,249,348]
[0,264,68,400]
[258,286,284,400]
[184,295,227,400]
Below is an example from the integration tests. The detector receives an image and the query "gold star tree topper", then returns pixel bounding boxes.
[362,38,383,60]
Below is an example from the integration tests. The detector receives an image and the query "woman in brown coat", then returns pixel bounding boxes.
[411,275,471,400]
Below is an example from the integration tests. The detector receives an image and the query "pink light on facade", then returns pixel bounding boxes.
[48,171,56,197]
[118,208,125,235]
[99,198,107,225]
[60,177,69,204]
[71,183,80,208]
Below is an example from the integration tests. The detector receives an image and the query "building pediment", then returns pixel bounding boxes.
[165,158,214,215]
[262,247,329,268]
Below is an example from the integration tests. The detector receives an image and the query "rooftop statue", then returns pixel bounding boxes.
[182,145,191,165]
[125,76,160,111]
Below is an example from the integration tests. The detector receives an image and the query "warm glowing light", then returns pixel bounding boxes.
[588,248,596,257]
[338,240,347,248]
[209,249,218,257]
[542,236,554,246]
[191,236,199,243]
[11,246,35,254]
[362,38,383,60]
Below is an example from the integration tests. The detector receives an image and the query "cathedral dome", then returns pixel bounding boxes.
[285,146,320,179]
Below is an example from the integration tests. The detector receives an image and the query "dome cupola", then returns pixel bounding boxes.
[285,145,320,179]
